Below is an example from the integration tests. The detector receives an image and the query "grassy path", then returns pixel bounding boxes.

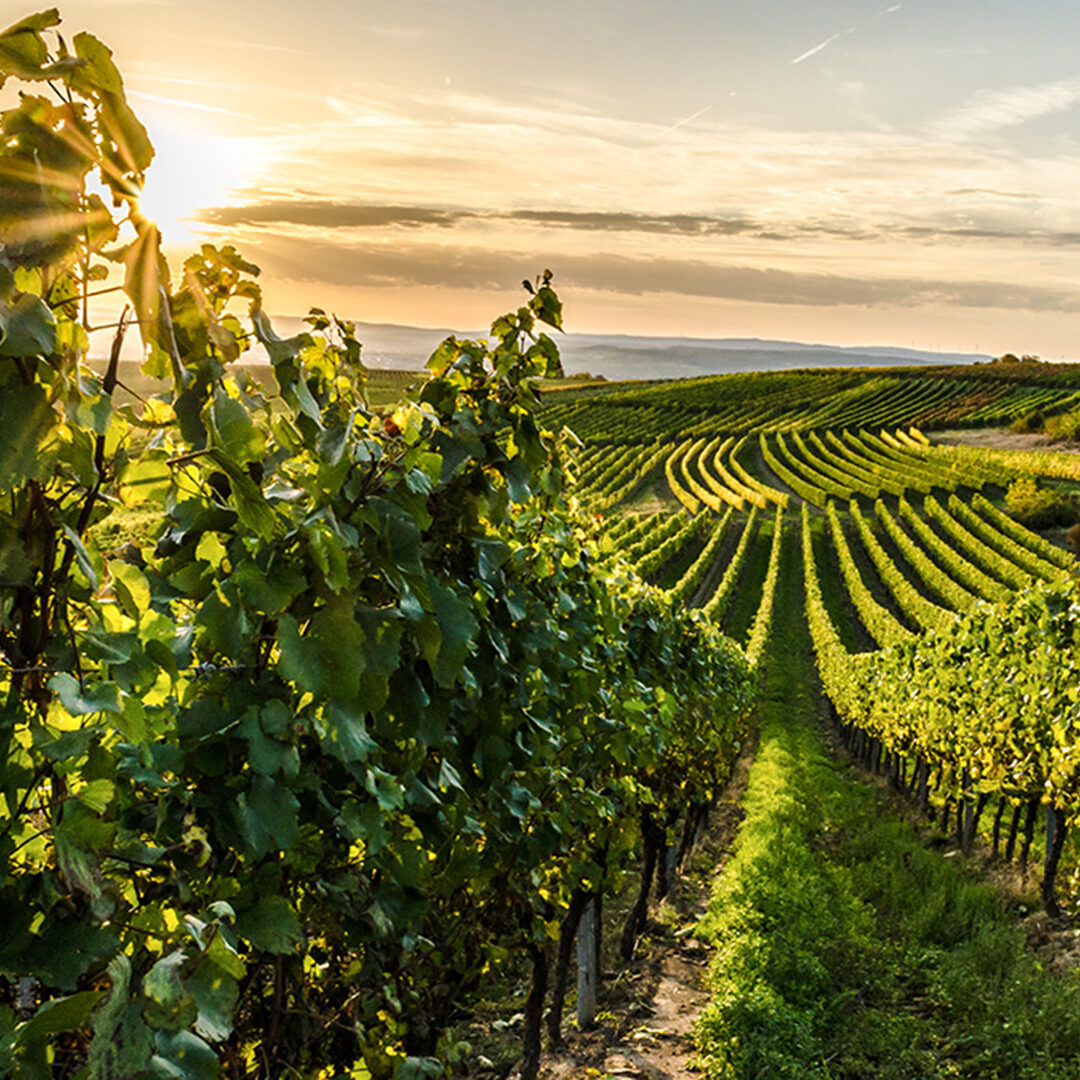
[693,528,1080,1079]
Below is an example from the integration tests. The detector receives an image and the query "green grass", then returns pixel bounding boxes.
[694,531,1080,1079]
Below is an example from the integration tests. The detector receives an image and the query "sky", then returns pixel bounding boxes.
[22,1,1080,356]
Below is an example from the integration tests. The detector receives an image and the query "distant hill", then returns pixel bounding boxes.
[264,319,989,380]
[554,336,988,381]
[93,315,990,380]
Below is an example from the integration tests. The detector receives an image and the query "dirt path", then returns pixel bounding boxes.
[535,733,758,1080]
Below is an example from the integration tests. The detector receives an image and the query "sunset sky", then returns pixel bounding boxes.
[41,1,1080,356]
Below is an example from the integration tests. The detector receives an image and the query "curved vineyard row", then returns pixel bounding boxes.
[668,507,735,604]
[825,502,914,649]
[897,496,1011,603]
[923,494,1033,591]
[970,492,1074,570]
[700,506,762,621]
[848,501,954,633]
[760,432,827,506]
[874,499,980,611]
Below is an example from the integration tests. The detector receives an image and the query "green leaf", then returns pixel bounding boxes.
[0,383,51,492]
[290,376,323,428]
[0,13,53,82]
[54,800,115,913]
[214,454,276,539]
[40,725,95,761]
[207,388,265,465]
[304,521,348,593]
[176,700,233,742]
[119,454,172,508]
[81,630,137,669]
[237,777,299,856]
[534,283,563,330]
[196,587,247,657]
[438,758,464,793]
[143,950,195,1032]
[15,917,116,990]
[71,30,123,93]
[187,955,239,1042]
[366,768,404,811]
[123,222,166,350]
[204,930,244,980]
[276,601,368,701]
[13,989,104,1076]
[234,896,303,955]
[72,32,154,179]
[110,559,152,619]
[88,955,155,1080]
[50,672,122,715]
[428,581,478,688]
[19,990,104,1037]
[355,605,403,710]
[250,305,311,367]
[322,702,378,764]
[260,700,291,737]
[0,292,56,356]
[247,731,296,778]
[372,497,424,575]
[397,1056,444,1080]
[503,456,530,502]
[194,532,228,567]
[0,10,61,40]
[150,1030,221,1080]
[233,560,300,614]
[77,778,115,814]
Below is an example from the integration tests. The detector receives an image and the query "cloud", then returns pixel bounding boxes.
[945,187,1039,200]
[931,76,1080,139]
[203,201,766,237]
[202,202,463,229]
[244,81,1019,224]
[127,90,254,119]
[513,210,759,236]
[184,86,1080,332]
[245,235,1080,314]
[200,198,1080,250]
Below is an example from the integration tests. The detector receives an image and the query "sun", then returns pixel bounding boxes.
[132,101,271,248]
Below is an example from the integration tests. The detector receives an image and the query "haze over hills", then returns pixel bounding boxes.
[552,334,989,382]
[266,317,991,381]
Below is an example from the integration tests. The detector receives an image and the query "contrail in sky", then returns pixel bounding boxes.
[661,104,712,134]
[791,32,842,65]
[791,4,901,66]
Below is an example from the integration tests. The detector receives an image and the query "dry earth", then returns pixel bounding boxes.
[932,427,1080,453]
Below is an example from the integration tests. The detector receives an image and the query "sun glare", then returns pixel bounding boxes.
[134,108,270,247]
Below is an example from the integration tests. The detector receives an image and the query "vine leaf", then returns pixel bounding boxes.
[234,896,303,955]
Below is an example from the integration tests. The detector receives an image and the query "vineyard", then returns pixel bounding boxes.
[559,381,1080,920]
[7,9,1080,1080]
[548,373,1080,1072]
